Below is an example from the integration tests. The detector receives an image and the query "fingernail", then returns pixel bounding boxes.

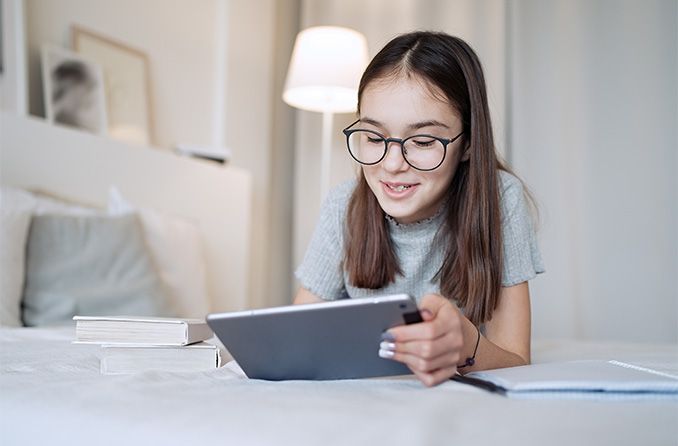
[421,309,433,318]
[378,349,394,359]
[379,341,396,351]
[381,331,395,342]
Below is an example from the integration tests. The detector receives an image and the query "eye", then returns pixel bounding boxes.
[412,138,436,148]
[366,136,384,144]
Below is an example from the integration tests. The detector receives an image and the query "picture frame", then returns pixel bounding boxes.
[72,25,154,146]
[41,44,107,135]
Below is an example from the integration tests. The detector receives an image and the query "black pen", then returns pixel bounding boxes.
[451,374,507,395]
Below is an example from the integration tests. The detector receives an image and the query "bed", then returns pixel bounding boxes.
[1,327,676,445]
[1,112,677,445]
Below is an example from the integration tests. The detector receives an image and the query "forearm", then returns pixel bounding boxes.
[456,315,529,374]
[292,287,324,305]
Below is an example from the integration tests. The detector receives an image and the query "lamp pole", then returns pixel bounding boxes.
[320,111,333,203]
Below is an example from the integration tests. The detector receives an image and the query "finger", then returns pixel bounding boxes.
[420,308,434,321]
[384,331,463,359]
[417,366,459,387]
[387,320,446,343]
[379,348,460,374]
[388,307,460,342]
[418,294,448,316]
[419,295,457,327]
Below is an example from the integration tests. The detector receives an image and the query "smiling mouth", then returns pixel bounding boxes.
[383,182,418,192]
[390,184,411,192]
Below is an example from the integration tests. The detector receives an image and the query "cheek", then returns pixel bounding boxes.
[426,159,459,194]
[362,166,379,187]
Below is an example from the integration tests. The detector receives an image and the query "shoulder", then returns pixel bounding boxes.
[498,169,523,198]
[322,178,357,215]
[497,170,530,221]
[314,178,357,240]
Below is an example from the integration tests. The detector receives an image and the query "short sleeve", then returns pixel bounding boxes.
[499,172,545,286]
[294,181,355,300]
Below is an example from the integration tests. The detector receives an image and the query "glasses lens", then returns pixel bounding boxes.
[403,136,446,170]
[347,130,385,165]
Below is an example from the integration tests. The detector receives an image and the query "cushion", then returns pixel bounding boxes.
[22,214,171,326]
[0,185,99,216]
[108,187,210,318]
[0,209,32,326]
[0,186,101,326]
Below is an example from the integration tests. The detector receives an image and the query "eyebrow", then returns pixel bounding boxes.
[359,117,451,131]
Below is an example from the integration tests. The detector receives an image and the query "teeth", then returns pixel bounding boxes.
[390,184,411,192]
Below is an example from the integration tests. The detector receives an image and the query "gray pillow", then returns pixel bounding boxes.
[22,214,172,326]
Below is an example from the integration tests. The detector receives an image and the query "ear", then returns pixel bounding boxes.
[460,143,471,162]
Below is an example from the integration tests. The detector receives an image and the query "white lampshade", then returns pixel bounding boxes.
[283,26,369,113]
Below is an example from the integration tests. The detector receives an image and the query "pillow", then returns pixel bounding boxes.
[0,185,99,216]
[0,209,32,326]
[0,186,101,326]
[22,214,172,326]
[108,187,210,319]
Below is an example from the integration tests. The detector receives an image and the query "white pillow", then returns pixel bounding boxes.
[0,209,31,326]
[1,185,99,216]
[108,187,210,318]
[0,186,99,326]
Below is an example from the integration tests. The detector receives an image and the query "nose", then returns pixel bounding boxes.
[381,141,409,173]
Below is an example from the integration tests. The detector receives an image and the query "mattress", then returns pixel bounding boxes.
[1,326,676,446]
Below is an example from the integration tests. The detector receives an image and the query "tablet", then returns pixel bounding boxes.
[206,294,423,380]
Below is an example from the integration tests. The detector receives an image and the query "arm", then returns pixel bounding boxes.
[383,282,532,386]
[292,287,324,305]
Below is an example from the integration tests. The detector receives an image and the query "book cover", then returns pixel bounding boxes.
[454,360,678,400]
[73,315,213,345]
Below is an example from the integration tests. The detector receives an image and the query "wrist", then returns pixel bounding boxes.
[457,317,481,369]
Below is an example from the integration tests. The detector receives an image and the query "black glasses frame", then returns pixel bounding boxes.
[342,119,464,171]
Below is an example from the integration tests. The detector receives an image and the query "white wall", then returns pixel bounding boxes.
[24,0,220,149]
[0,0,28,115]
[223,0,299,309]
[17,0,300,310]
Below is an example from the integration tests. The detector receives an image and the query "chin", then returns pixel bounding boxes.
[377,199,416,222]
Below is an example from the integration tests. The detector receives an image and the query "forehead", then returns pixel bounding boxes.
[359,75,458,128]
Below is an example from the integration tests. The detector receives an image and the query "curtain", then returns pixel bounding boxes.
[294,0,678,342]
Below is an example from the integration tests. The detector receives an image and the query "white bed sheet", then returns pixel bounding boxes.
[1,326,676,446]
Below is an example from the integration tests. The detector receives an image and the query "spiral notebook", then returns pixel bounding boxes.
[453,360,678,400]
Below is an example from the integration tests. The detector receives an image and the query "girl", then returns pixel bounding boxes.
[294,31,544,387]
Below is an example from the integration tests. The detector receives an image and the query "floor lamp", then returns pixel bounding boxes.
[282,26,369,202]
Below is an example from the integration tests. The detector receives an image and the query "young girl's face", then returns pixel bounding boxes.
[358,75,465,224]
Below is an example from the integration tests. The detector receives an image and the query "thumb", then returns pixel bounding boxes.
[420,308,434,321]
[418,294,446,321]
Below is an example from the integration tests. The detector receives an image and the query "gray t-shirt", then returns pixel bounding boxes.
[295,170,544,303]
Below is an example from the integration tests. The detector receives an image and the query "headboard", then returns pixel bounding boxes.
[0,111,252,312]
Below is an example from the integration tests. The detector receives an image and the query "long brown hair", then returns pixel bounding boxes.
[344,31,507,325]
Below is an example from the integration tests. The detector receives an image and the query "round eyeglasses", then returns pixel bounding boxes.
[342,120,464,171]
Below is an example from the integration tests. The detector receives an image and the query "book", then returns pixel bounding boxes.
[73,315,213,346]
[100,342,222,375]
[453,360,678,400]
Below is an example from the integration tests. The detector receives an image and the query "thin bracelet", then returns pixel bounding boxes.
[457,325,481,369]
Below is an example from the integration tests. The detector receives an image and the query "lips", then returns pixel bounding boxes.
[381,181,419,197]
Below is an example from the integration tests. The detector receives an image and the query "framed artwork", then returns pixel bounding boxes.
[72,26,154,146]
[41,45,107,135]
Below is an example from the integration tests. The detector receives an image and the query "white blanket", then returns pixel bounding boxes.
[1,327,676,446]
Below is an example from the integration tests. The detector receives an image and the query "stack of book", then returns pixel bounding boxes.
[73,316,222,375]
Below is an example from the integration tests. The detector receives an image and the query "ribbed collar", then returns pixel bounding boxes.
[385,200,448,236]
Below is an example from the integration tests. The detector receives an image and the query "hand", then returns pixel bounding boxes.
[379,293,465,387]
